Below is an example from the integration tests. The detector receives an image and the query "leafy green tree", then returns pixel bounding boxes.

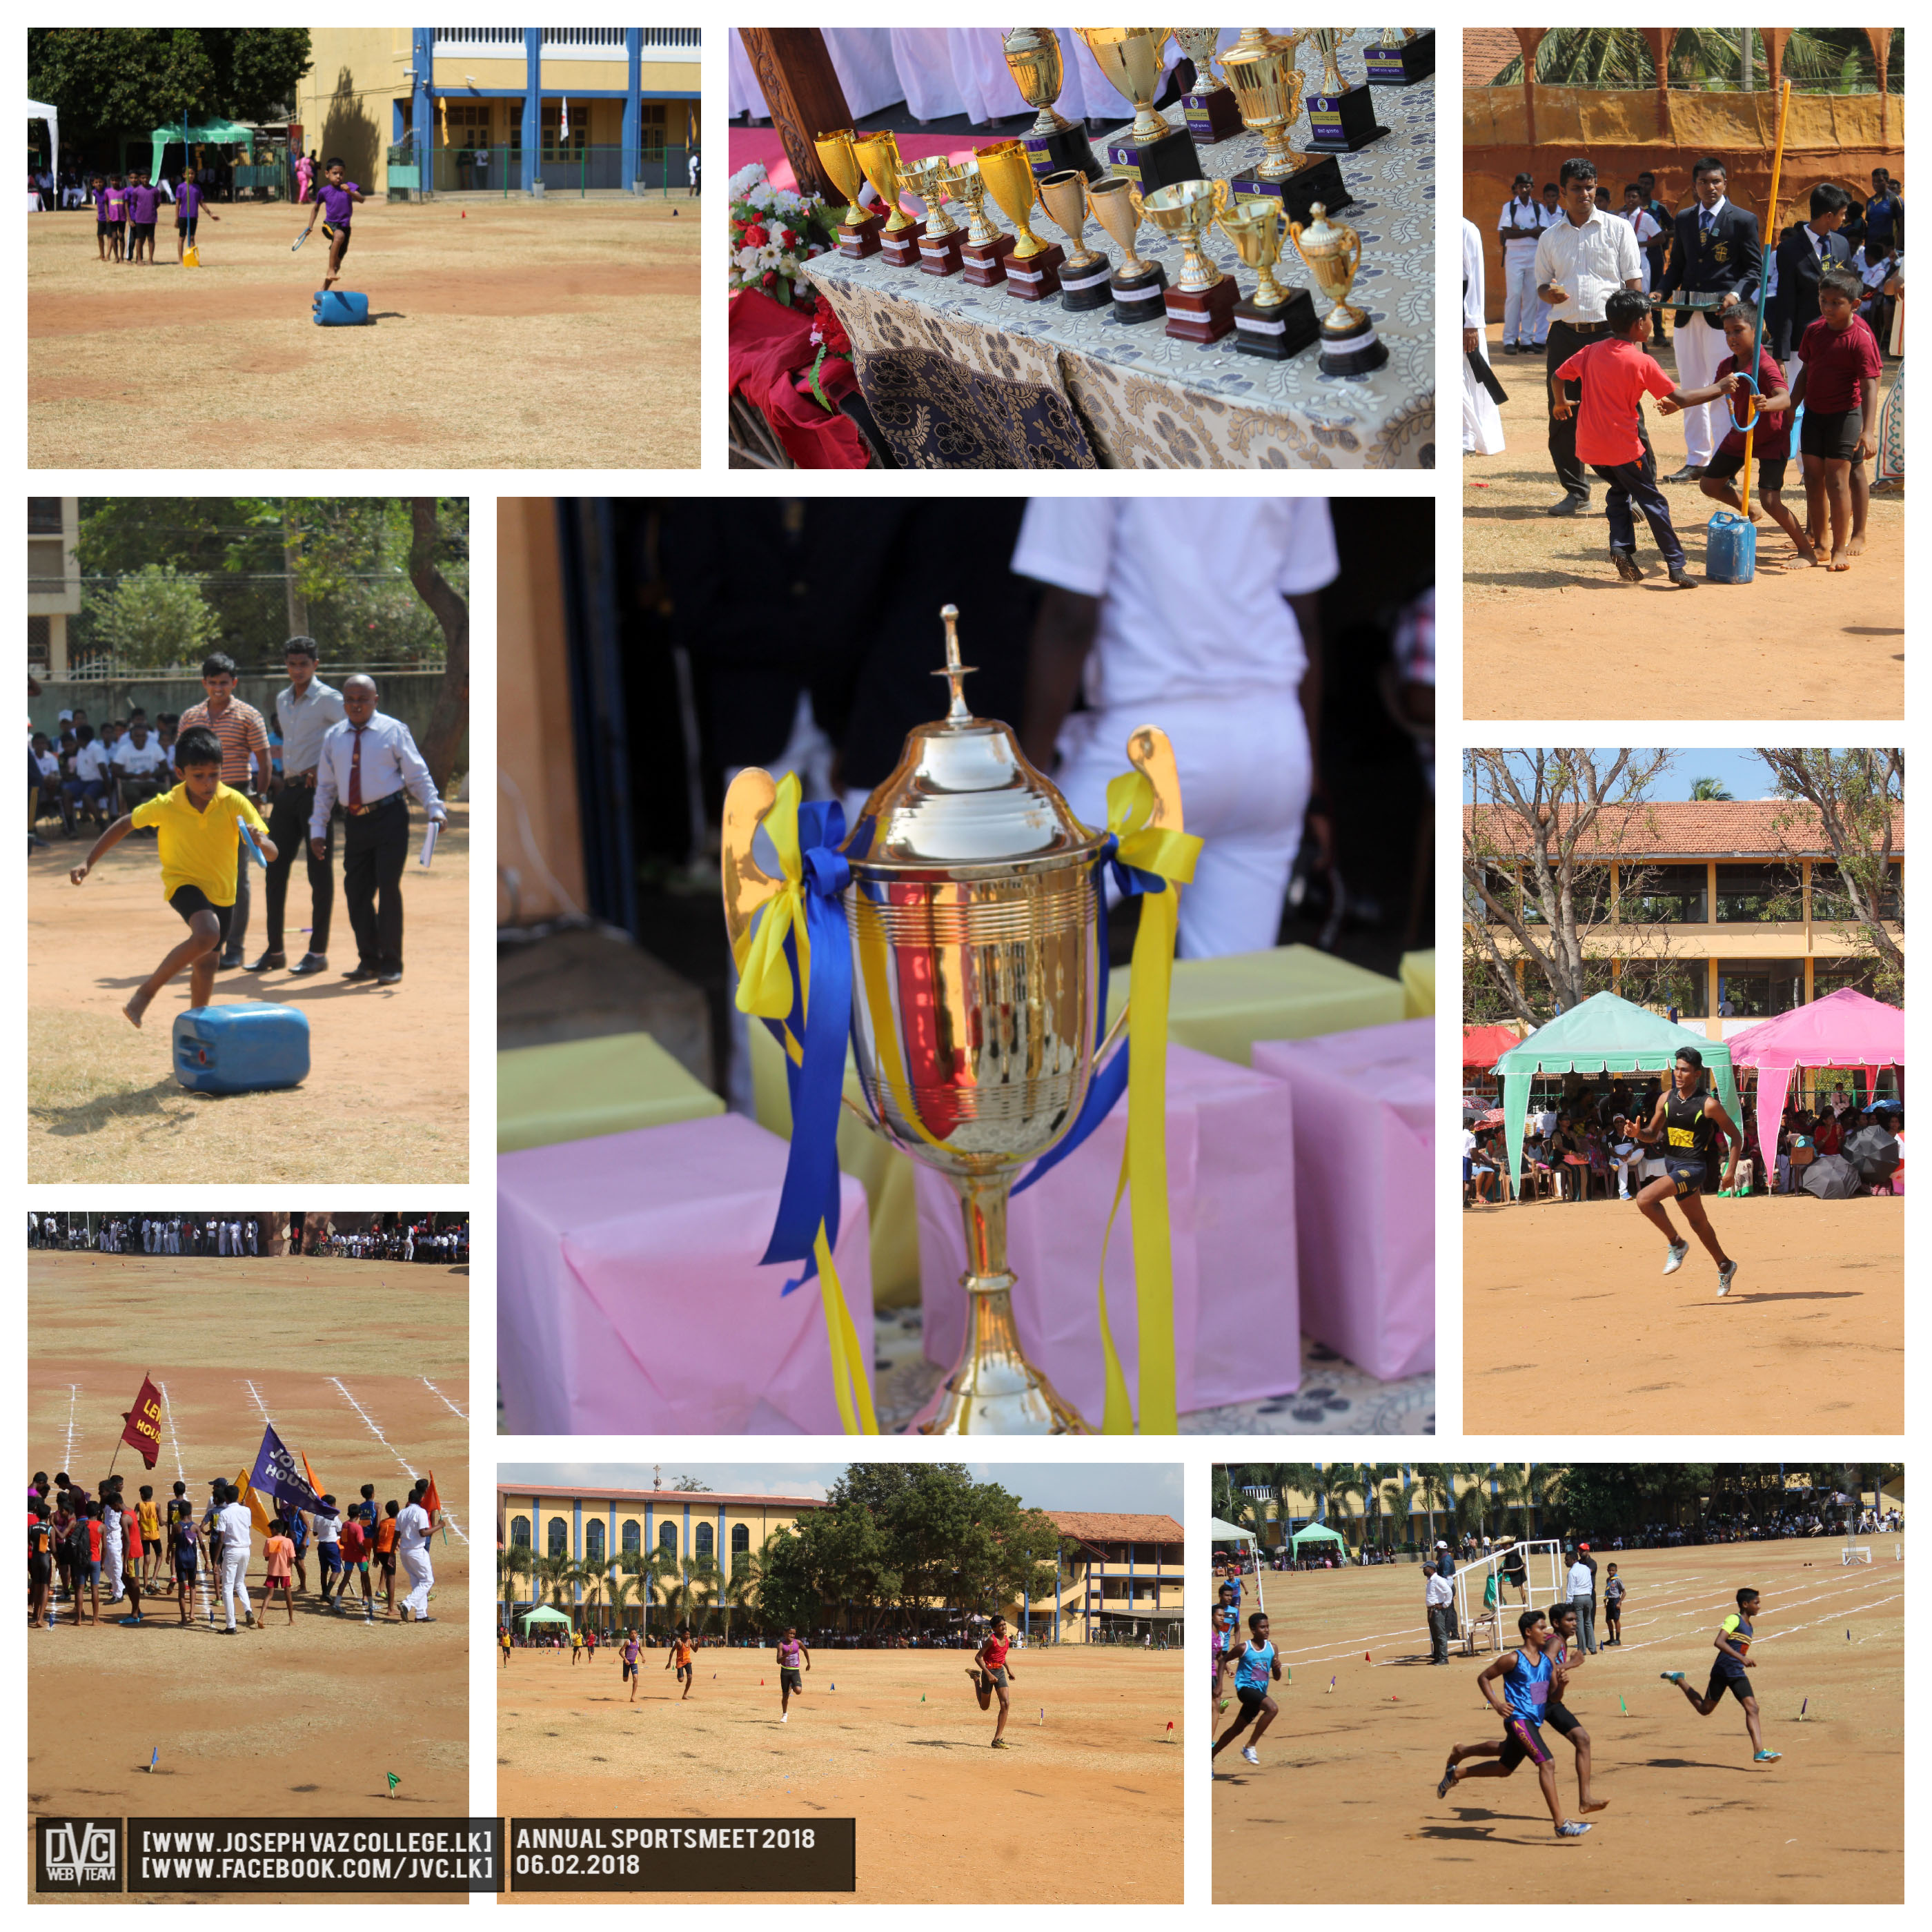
[670,1475,713,1492]
[91,562,219,671]
[1690,776,1734,800]
[28,29,312,147]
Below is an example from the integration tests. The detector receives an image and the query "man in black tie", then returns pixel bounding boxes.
[1655,157,1762,481]
[1772,184,1852,373]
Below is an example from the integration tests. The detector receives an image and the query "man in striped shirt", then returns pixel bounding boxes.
[177,651,273,969]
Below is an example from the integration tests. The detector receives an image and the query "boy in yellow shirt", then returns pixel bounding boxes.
[68,725,276,1027]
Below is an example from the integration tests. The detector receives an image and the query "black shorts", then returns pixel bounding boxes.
[30,1554,52,1583]
[1706,1665,1754,1706]
[97,219,111,237]
[1800,406,1866,462]
[177,1556,197,1578]
[1668,1159,1710,1199]
[1497,1715,1553,1771]
[780,1667,802,1691]
[169,883,233,940]
[177,216,197,239]
[132,221,155,241]
[676,1662,692,1682]
[1235,1684,1269,1715]
[1544,1697,1582,1737]
[1704,447,1788,493]
[323,221,352,259]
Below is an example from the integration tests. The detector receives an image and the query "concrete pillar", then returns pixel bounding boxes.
[523,30,542,191]
[412,28,435,184]
[624,29,642,187]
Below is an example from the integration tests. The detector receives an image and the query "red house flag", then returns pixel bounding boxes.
[422,1470,442,1519]
[121,1376,164,1469]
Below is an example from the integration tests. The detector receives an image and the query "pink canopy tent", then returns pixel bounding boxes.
[1728,987,1904,1178]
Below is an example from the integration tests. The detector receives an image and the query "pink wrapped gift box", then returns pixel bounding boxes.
[917,1041,1299,1426]
[1252,1018,1434,1380]
[498,1112,874,1435]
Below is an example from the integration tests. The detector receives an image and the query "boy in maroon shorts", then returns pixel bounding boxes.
[261,1517,297,1626]
[1791,270,1884,569]
[1698,303,1815,566]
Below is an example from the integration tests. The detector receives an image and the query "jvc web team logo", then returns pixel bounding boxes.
[39,1818,121,1890]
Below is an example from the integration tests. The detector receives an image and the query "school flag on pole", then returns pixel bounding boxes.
[233,1467,274,1533]
[249,1423,337,1520]
[559,97,569,141]
[300,1449,328,1501]
[119,1376,164,1469]
[421,1470,442,1519]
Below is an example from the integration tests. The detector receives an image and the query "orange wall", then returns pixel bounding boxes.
[497,499,586,925]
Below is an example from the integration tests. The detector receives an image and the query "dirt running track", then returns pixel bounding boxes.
[1462,322,1904,720]
[1213,1537,1904,1902]
[27,1253,471,1902]
[1462,1195,1902,1432]
[28,197,698,469]
[28,805,469,1184]
[498,1645,1183,1902]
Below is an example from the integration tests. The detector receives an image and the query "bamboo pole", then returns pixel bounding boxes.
[1739,78,1793,523]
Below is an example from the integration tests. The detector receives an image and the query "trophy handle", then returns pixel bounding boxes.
[1125,725,1185,835]
[1340,225,1361,285]
[1127,181,1145,224]
[1211,178,1230,216]
[722,767,787,973]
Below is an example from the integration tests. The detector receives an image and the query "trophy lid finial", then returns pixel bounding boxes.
[934,603,978,722]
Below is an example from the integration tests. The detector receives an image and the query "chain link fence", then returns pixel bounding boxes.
[385,141,700,200]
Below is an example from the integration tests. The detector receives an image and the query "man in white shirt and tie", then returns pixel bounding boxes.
[1424,1561,1455,1663]
[253,636,346,978]
[310,675,446,987]
[215,1481,257,1633]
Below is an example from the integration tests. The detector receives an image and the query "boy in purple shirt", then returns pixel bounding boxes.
[103,176,128,261]
[126,170,161,265]
[92,174,115,262]
[300,157,365,290]
[175,168,219,264]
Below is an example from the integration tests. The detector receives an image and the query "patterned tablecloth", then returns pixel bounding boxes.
[803,32,1434,470]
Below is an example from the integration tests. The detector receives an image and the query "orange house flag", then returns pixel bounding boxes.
[120,1376,164,1469]
[422,1470,442,1519]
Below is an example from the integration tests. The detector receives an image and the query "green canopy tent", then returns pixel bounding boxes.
[1290,1521,1350,1564]
[1210,1515,1265,1614]
[517,1602,573,1637]
[150,118,255,184]
[1492,991,1741,1194]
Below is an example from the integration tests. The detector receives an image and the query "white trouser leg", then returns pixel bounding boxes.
[104,1534,123,1601]
[220,1549,249,1628]
[1502,255,1538,344]
[1673,313,1729,466]
[402,1547,434,1616]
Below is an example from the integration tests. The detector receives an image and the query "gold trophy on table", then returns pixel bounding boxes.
[1085,171,1166,324]
[980,138,1063,302]
[1076,28,1202,194]
[720,607,1189,1436]
[900,155,965,277]
[1216,193,1319,359]
[1039,169,1114,312]
[814,128,883,257]
[1172,28,1243,144]
[1137,177,1236,345]
[852,130,925,266]
[1220,30,1354,223]
[1003,28,1103,181]
[945,155,1016,287]
[1366,28,1437,86]
[1288,201,1390,375]
[1303,29,1390,152]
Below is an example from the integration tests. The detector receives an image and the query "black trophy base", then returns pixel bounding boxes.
[1058,249,1114,312]
[1365,31,1435,85]
[1304,87,1390,152]
[918,227,966,277]
[836,210,884,258]
[1102,121,1205,195]
[1182,84,1244,145]
[1024,121,1105,184]
[962,232,1016,287]
[1165,275,1238,346]
[1229,153,1354,224]
[1318,317,1390,378]
[1004,241,1065,302]
[879,219,926,267]
[1110,261,1168,324]
[1233,288,1321,359]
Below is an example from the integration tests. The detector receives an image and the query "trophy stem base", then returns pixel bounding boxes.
[1366,31,1436,85]
[1234,287,1321,359]
[1181,85,1244,145]
[1110,260,1168,324]
[1058,249,1114,312]
[918,228,966,276]
[1164,274,1238,346]
[913,1282,1093,1436]
[1318,315,1391,378]
[1005,241,1065,301]
[1101,121,1205,196]
[837,210,885,258]
[1304,88,1390,152]
[1230,154,1354,224]
[1025,124,1105,184]
[879,219,927,267]
[963,232,1016,287]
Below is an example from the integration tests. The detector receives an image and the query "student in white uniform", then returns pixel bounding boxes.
[1009,497,1338,960]
[215,1481,256,1632]
[1463,217,1506,455]
[397,1493,436,1621]
[1497,172,1546,352]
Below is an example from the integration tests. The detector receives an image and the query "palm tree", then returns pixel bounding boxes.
[1410,1466,1452,1548]
[571,1556,607,1633]
[713,1559,758,1646]
[498,1544,533,1625]
[1494,28,1897,97]
[534,1548,575,1617]
[606,1568,644,1634]
[1690,776,1734,800]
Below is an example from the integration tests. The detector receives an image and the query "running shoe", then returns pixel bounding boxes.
[991,1738,1010,1750]
[1660,1670,1686,1683]
[1437,1759,1457,1799]
[1754,1749,1782,1763]
[1663,1241,1690,1274]
[1241,1745,1260,1765]
[1557,1821,1593,1837]
[1717,1260,1738,1297]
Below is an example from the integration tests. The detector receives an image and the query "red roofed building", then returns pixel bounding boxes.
[1029,1510,1185,1645]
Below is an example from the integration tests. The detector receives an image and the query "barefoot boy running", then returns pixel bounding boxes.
[1662,1586,1782,1763]
[301,158,365,290]
[68,724,277,1028]
[970,1615,1018,1748]
[1212,1611,1281,1767]
[777,1627,811,1722]
[1616,1045,1742,1295]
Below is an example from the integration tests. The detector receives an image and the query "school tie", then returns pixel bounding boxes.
[348,723,365,809]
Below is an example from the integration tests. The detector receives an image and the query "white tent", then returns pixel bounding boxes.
[28,98,59,188]
[1210,1515,1265,1615]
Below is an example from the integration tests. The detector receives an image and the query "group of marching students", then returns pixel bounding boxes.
[27,1468,444,1633]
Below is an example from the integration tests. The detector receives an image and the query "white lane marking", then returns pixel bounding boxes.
[328,1377,469,1544]
[63,1383,79,1468]
[157,1379,214,1625]
[422,1377,468,1421]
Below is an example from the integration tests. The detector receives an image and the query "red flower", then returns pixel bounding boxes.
[810,293,851,359]
[773,226,793,251]
[743,221,769,247]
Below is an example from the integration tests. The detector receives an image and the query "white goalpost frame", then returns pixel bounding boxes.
[1450,1539,1565,1639]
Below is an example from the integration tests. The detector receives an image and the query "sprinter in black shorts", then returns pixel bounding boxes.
[1616,1046,1741,1295]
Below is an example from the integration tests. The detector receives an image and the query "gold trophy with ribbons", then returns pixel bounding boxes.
[852,130,924,265]
[1288,201,1391,375]
[1172,28,1243,143]
[814,128,883,257]
[980,138,1063,301]
[1086,170,1167,323]
[1076,28,1201,193]
[720,606,1193,1436]
[1138,177,1236,345]
[1216,193,1320,359]
[1004,27,1103,181]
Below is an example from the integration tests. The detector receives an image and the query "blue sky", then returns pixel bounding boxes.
[498,1463,1182,1517]
[1463,748,1787,803]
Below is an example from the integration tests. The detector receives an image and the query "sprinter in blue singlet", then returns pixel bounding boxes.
[1212,1611,1283,1767]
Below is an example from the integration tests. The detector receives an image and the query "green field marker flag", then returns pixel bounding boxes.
[386,1773,400,1797]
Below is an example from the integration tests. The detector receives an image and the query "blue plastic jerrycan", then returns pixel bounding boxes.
[172,1002,311,1094]
[312,289,370,326]
[1706,509,1757,584]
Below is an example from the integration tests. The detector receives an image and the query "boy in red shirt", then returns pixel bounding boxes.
[969,1615,1018,1748]
[335,1513,371,1615]
[1698,303,1815,566]
[1791,270,1884,570]
[1550,288,1740,587]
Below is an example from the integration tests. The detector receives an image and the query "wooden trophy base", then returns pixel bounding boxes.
[1229,153,1354,223]
[1058,249,1114,313]
[1024,122,1105,184]
[836,210,884,257]
[1366,31,1435,85]
[1164,275,1238,346]
[918,227,966,277]
[963,232,1016,287]
[1101,121,1205,195]
[1182,84,1244,145]
[1005,241,1065,302]
[1232,288,1321,359]
[1304,87,1390,152]
[1111,261,1168,324]
[879,219,926,267]
[1317,316,1391,377]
